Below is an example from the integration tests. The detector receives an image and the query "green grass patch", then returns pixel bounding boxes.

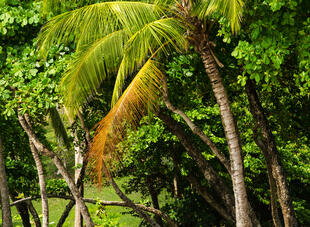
[1,178,144,226]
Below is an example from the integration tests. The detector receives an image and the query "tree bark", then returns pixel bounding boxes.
[10,193,31,227]
[199,43,252,226]
[26,200,42,227]
[73,134,83,227]
[102,165,162,227]
[245,79,297,227]
[0,134,13,227]
[171,153,235,224]
[173,175,178,199]
[57,200,75,227]
[157,110,235,221]
[252,130,282,227]
[57,158,87,227]
[17,114,95,227]
[74,111,89,227]
[162,78,231,173]
[146,177,164,226]
[28,140,49,227]
[10,193,177,222]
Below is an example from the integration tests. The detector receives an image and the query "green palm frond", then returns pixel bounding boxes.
[38,1,169,57]
[192,0,244,33]
[61,30,129,116]
[111,17,187,105]
[88,59,164,183]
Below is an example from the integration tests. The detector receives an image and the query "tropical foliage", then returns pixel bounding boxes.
[0,0,310,226]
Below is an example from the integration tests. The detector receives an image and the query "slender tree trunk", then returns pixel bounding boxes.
[17,114,95,227]
[173,175,178,199]
[25,116,49,227]
[245,79,297,227]
[74,137,83,227]
[249,130,282,227]
[10,194,31,227]
[102,164,163,227]
[57,159,87,227]
[11,194,177,224]
[57,200,75,227]
[171,153,235,224]
[0,134,13,227]
[146,177,164,226]
[26,200,42,227]
[29,140,49,227]
[157,111,235,221]
[198,44,252,226]
[162,78,231,173]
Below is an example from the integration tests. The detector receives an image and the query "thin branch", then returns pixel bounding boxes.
[162,78,231,174]
[10,194,175,223]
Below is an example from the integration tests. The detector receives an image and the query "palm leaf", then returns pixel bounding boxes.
[37,1,169,57]
[111,17,187,105]
[88,59,164,183]
[61,30,129,116]
[192,0,244,33]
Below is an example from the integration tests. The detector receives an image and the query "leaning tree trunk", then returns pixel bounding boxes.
[245,79,297,227]
[162,78,231,173]
[0,133,13,227]
[29,140,49,227]
[102,164,163,227]
[10,193,31,227]
[159,110,259,226]
[157,111,235,222]
[170,153,235,224]
[198,42,252,226]
[146,177,164,226]
[26,200,42,227]
[17,114,95,227]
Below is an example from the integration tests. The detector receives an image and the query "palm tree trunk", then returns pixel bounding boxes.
[199,45,252,226]
[0,134,13,227]
[245,79,297,227]
[17,114,95,227]
[29,140,49,227]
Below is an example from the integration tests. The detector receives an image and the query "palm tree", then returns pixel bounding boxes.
[38,0,252,225]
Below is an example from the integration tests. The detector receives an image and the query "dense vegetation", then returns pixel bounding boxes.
[0,0,309,226]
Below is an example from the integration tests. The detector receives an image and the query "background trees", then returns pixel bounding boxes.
[0,0,309,226]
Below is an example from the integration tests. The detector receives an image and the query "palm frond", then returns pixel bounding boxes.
[61,30,129,116]
[88,59,164,183]
[111,17,187,105]
[37,1,169,57]
[193,0,244,33]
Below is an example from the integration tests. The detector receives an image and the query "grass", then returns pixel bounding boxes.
[1,178,146,227]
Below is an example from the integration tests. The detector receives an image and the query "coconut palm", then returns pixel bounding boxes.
[38,0,253,226]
